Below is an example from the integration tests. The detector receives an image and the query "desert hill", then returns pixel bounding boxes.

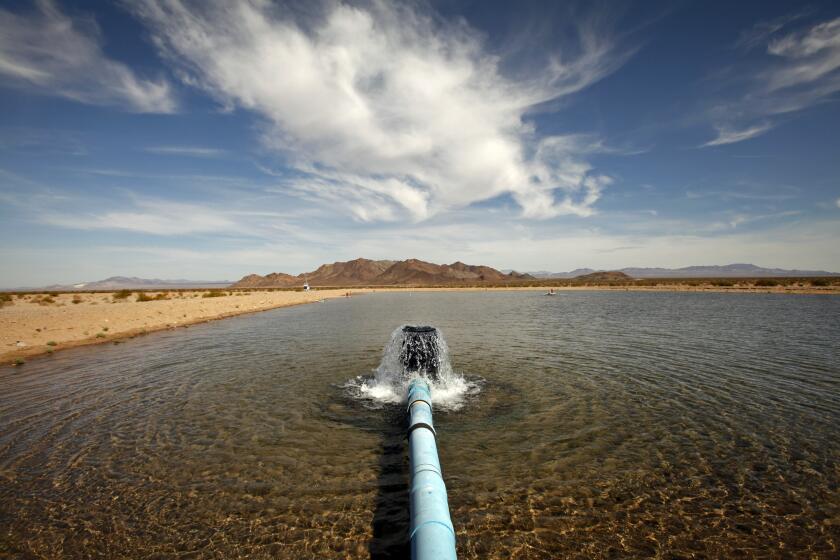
[232,258,534,288]
[573,271,632,282]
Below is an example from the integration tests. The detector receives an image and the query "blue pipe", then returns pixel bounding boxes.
[407,379,457,560]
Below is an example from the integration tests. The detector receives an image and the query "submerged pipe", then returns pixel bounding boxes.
[407,379,457,560]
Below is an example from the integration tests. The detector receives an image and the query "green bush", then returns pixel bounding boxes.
[46,341,57,346]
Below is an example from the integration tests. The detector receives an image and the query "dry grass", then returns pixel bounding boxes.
[202,290,228,298]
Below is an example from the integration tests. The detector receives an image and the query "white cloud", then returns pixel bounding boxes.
[130,0,630,222]
[767,17,840,62]
[717,210,802,230]
[706,16,840,146]
[144,145,228,157]
[701,122,773,147]
[735,11,809,51]
[762,17,840,99]
[0,0,175,112]
[41,199,236,236]
[836,197,840,209]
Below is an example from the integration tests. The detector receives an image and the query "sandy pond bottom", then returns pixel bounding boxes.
[1,291,839,558]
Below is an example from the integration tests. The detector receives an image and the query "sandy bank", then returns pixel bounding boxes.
[0,289,359,365]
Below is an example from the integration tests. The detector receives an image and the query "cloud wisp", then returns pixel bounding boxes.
[0,0,175,113]
[144,145,228,158]
[130,0,629,222]
[41,199,237,236]
[703,15,840,147]
[702,122,774,147]
[734,11,811,51]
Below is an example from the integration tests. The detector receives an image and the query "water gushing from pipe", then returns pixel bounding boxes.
[346,325,478,410]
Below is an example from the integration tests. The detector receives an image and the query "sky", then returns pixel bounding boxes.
[1,0,839,286]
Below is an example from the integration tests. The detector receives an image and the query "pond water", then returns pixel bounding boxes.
[1,291,838,558]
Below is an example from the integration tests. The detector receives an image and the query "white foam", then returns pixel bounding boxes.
[345,325,480,411]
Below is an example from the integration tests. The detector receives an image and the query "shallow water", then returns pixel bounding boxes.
[1,291,839,558]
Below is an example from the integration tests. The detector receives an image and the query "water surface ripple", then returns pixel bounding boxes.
[1,292,839,558]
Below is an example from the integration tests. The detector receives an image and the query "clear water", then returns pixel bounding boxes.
[1,291,839,558]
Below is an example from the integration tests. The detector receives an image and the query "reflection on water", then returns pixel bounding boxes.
[1,292,839,558]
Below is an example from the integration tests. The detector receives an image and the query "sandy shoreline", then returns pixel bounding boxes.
[0,289,360,366]
[2,285,838,365]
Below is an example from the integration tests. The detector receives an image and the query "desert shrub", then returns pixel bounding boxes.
[202,290,227,298]
[136,293,154,302]
[72,295,83,304]
[712,280,734,287]
[36,296,55,305]
[755,279,779,287]
[810,278,829,287]
[113,290,133,300]
[46,341,57,346]
[154,292,170,300]
[0,293,12,307]
[14,358,25,366]
[95,332,106,338]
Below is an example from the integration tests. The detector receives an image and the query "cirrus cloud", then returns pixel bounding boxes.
[703,15,840,147]
[0,0,176,113]
[701,122,774,147]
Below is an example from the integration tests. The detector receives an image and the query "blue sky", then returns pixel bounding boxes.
[1,0,839,286]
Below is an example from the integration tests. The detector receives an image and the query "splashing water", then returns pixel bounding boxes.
[346,325,479,410]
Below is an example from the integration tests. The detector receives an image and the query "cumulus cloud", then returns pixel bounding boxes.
[0,0,175,112]
[130,0,629,222]
[705,15,840,147]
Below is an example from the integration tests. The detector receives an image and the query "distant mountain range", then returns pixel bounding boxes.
[8,262,836,292]
[38,276,232,291]
[233,258,534,287]
[527,264,840,278]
